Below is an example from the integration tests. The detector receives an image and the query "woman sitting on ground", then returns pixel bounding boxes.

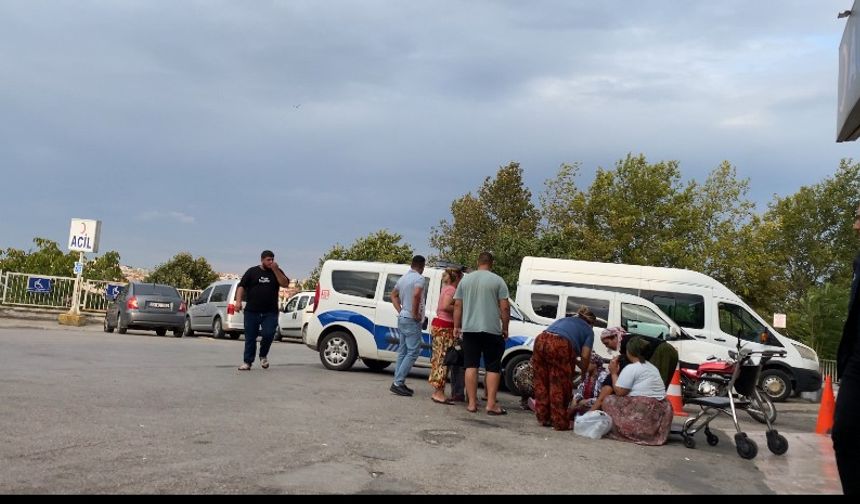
[570,352,609,417]
[601,336,674,445]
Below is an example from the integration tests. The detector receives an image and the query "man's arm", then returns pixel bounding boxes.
[391,288,402,314]
[234,286,245,312]
[271,261,291,288]
[411,286,424,321]
[499,298,510,339]
[453,299,463,336]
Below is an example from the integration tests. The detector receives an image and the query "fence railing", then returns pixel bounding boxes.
[820,359,838,384]
[0,271,201,314]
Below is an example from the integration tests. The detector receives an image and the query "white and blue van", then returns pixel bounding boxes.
[304,260,547,392]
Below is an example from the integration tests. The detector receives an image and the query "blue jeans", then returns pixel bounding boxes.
[243,310,278,365]
[393,317,423,386]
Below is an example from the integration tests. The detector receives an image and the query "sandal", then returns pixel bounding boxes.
[432,397,455,405]
[487,408,508,416]
[466,406,478,413]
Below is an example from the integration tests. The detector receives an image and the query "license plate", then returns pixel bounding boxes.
[149,302,171,309]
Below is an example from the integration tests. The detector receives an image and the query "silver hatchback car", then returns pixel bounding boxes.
[103,282,187,337]
[183,279,244,339]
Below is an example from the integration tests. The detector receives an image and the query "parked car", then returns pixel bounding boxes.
[103,282,186,337]
[277,291,315,341]
[183,279,243,339]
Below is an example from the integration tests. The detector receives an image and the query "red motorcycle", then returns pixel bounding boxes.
[680,355,777,425]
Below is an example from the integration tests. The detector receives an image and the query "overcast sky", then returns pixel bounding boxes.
[1,1,857,279]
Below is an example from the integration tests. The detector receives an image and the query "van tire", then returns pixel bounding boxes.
[361,358,390,372]
[503,353,533,395]
[230,332,241,340]
[759,369,792,402]
[319,331,358,371]
[155,328,167,336]
[212,317,225,339]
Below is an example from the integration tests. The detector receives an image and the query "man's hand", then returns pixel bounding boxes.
[501,328,509,340]
[234,300,243,312]
[271,260,280,271]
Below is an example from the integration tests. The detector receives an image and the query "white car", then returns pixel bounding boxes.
[277,291,315,341]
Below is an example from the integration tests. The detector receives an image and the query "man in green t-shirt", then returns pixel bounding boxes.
[454,251,510,416]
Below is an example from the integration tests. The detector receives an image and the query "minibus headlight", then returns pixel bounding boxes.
[791,343,818,362]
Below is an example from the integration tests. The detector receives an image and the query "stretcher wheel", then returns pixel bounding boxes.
[683,435,696,449]
[706,433,719,446]
[766,431,788,455]
[735,433,758,460]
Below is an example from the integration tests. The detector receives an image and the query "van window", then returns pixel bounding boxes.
[640,290,705,329]
[298,296,309,310]
[383,274,430,302]
[533,280,639,296]
[621,303,671,340]
[565,296,610,327]
[197,286,213,304]
[719,302,771,344]
[332,271,380,299]
[210,285,230,303]
[531,293,560,319]
[285,296,299,312]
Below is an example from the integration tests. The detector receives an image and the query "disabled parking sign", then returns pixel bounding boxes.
[105,284,122,300]
[27,277,52,293]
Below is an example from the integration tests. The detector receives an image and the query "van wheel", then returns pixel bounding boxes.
[302,324,308,340]
[361,358,390,372]
[503,353,532,395]
[319,331,358,371]
[230,332,241,340]
[759,369,792,402]
[212,317,225,339]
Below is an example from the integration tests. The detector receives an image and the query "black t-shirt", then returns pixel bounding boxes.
[238,266,281,313]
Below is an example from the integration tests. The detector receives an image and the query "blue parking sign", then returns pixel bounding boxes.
[27,277,52,293]
[106,284,122,300]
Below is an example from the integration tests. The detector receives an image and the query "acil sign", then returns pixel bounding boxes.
[68,218,101,253]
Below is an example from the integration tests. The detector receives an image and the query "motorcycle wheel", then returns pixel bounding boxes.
[746,390,777,425]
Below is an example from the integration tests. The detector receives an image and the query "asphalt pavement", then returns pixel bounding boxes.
[0,316,843,494]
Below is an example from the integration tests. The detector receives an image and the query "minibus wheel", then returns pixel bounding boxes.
[319,331,358,371]
[759,369,792,402]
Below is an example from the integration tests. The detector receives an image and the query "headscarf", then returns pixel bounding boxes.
[601,327,627,340]
[581,353,607,401]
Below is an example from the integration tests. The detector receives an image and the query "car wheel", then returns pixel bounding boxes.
[229,332,241,340]
[503,353,532,395]
[302,324,308,341]
[172,327,183,338]
[117,313,128,334]
[759,369,792,402]
[361,358,391,372]
[103,316,114,333]
[155,328,167,336]
[183,317,194,338]
[275,326,283,342]
[212,317,225,339]
[319,331,358,371]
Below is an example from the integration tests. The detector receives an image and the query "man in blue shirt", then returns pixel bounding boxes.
[389,255,427,396]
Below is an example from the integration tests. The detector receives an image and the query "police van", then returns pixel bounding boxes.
[304,260,547,392]
[517,256,822,401]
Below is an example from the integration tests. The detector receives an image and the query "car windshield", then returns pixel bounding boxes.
[135,284,180,297]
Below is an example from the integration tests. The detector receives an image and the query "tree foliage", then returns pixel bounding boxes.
[785,280,850,359]
[144,252,219,290]
[306,230,414,289]
[0,237,124,281]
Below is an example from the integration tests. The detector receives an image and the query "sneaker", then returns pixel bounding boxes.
[403,384,414,394]
[390,383,412,396]
[260,357,269,369]
[238,363,251,371]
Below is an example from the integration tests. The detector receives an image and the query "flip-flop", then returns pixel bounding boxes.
[432,397,455,405]
[466,406,478,413]
[487,408,508,416]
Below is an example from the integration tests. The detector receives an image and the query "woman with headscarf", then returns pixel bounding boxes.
[601,336,674,445]
[570,352,609,417]
[531,306,596,431]
[429,268,464,404]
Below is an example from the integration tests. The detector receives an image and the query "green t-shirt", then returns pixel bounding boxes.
[454,270,509,334]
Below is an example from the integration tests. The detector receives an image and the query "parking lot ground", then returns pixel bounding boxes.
[0,318,843,494]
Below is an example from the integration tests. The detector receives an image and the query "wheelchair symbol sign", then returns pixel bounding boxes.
[27,277,52,293]
[105,284,122,300]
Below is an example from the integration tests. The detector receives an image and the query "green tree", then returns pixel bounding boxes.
[144,252,219,290]
[430,162,540,289]
[306,230,414,289]
[785,280,850,360]
[0,237,123,281]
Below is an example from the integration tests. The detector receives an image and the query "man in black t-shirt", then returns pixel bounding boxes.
[235,250,291,371]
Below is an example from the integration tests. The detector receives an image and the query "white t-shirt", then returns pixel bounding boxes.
[616,361,666,399]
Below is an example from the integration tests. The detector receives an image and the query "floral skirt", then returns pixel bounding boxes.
[602,395,673,446]
[429,325,459,389]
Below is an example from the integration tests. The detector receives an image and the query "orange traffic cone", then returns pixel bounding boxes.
[667,365,688,417]
[816,374,836,435]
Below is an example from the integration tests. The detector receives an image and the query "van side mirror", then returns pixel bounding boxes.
[670,326,679,339]
[760,331,770,344]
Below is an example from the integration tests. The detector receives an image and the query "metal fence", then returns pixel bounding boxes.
[0,271,201,314]
[820,359,838,384]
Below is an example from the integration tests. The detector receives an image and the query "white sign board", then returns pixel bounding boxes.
[773,313,787,329]
[68,218,101,253]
